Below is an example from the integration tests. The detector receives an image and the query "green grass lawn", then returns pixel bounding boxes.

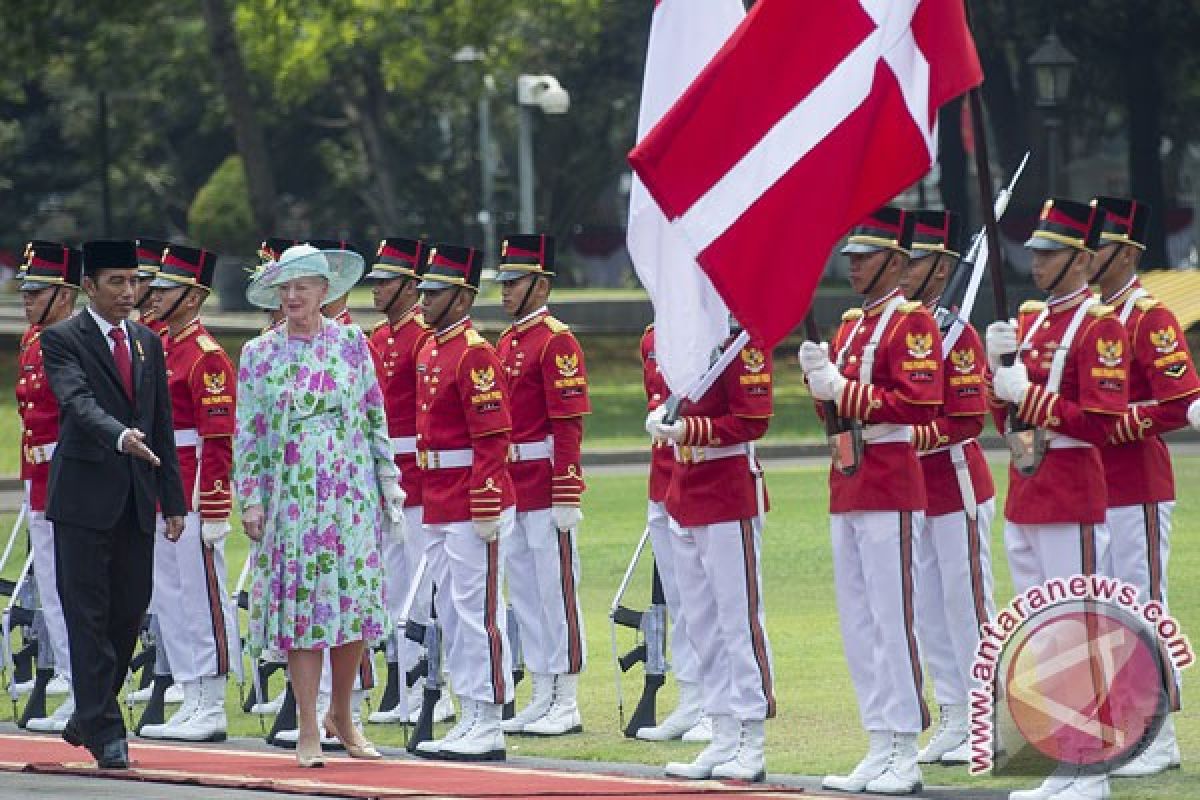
[1,459,1197,798]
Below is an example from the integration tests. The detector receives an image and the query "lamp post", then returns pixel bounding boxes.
[453,47,499,269]
[1027,32,1077,196]
[516,74,570,232]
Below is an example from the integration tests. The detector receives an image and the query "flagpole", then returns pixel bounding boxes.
[966,88,1010,321]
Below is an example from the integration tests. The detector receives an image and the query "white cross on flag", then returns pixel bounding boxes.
[630,0,983,349]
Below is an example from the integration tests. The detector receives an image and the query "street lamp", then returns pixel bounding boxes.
[1027,32,1077,195]
[454,46,499,270]
[516,74,570,232]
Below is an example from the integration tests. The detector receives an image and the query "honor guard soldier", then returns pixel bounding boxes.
[801,207,941,795]
[134,238,170,336]
[493,235,590,737]
[363,237,454,726]
[899,211,996,767]
[632,323,708,743]
[1088,197,1200,778]
[412,244,515,761]
[137,244,240,742]
[646,324,775,782]
[986,199,1129,800]
[309,239,360,325]
[16,242,83,732]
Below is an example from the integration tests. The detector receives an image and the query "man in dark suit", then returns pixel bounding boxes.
[41,240,186,768]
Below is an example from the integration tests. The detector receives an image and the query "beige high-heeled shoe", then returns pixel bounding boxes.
[295,738,326,768]
[324,714,382,760]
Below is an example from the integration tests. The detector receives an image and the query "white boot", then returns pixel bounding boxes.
[865,733,923,795]
[274,692,338,746]
[682,715,714,742]
[502,672,554,733]
[710,719,766,782]
[46,673,71,696]
[918,704,967,763]
[665,714,738,779]
[438,701,506,761]
[823,730,893,792]
[127,680,184,706]
[415,697,476,756]
[1008,767,1079,800]
[1113,716,1179,777]
[159,675,227,742]
[636,681,703,741]
[522,674,583,735]
[26,693,75,733]
[1045,772,1110,800]
[250,686,285,716]
[140,680,200,738]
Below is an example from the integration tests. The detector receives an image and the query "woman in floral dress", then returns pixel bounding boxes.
[235,245,406,766]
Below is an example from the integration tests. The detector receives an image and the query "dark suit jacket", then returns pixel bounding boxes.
[41,310,185,533]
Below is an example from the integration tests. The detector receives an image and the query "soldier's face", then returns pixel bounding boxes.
[1031,248,1078,292]
[21,286,53,324]
[899,254,945,302]
[150,285,189,322]
[371,276,411,312]
[420,287,454,321]
[848,250,892,294]
[499,274,538,316]
[84,268,139,324]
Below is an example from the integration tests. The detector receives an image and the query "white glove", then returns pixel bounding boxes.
[386,512,407,542]
[473,517,500,542]
[381,479,406,518]
[807,363,847,403]
[992,362,1031,404]
[201,519,231,547]
[552,505,583,531]
[652,417,686,443]
[1188,398,1200,431]
[986,319,1018,371]
[644,405,668,437]
[798,340,830,374]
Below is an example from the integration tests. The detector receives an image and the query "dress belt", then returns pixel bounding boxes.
[417,448,474,469]
[390,436,417,456]
[509,436,553,462]
[673,443,747,464]
[174,428,199,447]
[24,441,56,465]
[862,424,913,444]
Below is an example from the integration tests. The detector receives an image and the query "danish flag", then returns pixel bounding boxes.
[630,0,983,348]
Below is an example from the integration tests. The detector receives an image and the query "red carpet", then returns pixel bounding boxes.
[0,733,811,798]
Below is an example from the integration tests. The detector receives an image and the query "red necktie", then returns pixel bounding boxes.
[108,326,134,401]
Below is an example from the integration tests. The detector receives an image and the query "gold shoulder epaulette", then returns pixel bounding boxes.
[544,315,569,333]
[1087,304,1115,318]
[841,308,864,322]
[465,329,487,347]
[1019,300,1047,314]
[1135,296,1160,313]
[897,301,924,314]
[371,319,387,332]
[196,334,220,353]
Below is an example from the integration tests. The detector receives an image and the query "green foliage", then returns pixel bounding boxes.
[188,154,257,256]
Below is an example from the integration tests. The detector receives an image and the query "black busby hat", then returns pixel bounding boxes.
[82,240,139,277]
[150,244,219,291]
[841,207,915,255]
[495,234,556,282]
[18,241,83,292]
[1092,196,1151,251]
[135,237,169,279]
[418,244,483,292]
[1025,198,1104,252]
[306,238,363,257]
[910,210,962,259]
[366,237,426,280]
[259,237,299,264]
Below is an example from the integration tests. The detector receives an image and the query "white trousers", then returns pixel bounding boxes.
[424,509,514,705]
[26,493,71,677]
[382,505,427,673]
[832,511,929,734]
[914,500,996,706]
[150,512,239,683]
[1004,520,1110,593]
[504,508,585,675]
[646,500,699,684]
[669,517,775,722]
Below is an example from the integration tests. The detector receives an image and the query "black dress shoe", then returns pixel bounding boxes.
[93,738,130,769]
[62,718,84,748]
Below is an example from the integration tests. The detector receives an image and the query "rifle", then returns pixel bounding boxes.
[404,587,444,754]
[134,621,175,734]
[609,529,668,737]
[660,329,751,424]
[0,503,27,578]
[503,603,525,720]
[804,312,863,476]
[2,553,37,701]
[16,599,53,728]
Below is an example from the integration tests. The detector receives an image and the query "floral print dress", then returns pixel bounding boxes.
[234,318,397,654]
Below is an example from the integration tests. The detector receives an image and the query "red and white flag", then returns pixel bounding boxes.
[630,0,983,348]
[626,0,746,394]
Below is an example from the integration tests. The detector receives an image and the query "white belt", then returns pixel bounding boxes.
[174,428,199,447]
[417,448,474,469]
[862,424,913,444]
[390,436,417,456]
[24,441,56,465]
[509,436,553,463]
[921,438,975,458]
[1047,433,1091,450]
[673,443,748,464]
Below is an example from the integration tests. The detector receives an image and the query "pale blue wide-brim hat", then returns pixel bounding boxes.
[245,244,364,310]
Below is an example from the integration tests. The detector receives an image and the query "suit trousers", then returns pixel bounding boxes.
[54,495,153,748]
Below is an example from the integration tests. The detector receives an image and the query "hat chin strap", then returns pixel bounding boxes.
[427,287,463,332]
[381,279,411,317]
[1089,246,1120,286]
[513,277,541,321]
[862,252,896,296]
[157,287,192,330]
[135,285,154,311]
[35,287,61,328]
[1046,252,1077,294]
[912,254,944,304]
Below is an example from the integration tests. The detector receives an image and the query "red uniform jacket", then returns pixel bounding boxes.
[496,309,590,511]
[165,320,236,520]
[826,294,943,513]
[141,311,169,338]
[640,326,673,504]
[912,320,996,517]
[369,307,431,507]
[415,318,515,524]
[1100,280,1200,506]
[16,327,59,512]
[664,337,771,527]
[989,291,1130,524]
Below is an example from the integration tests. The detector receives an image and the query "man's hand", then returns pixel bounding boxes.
[164,515,185,542]
[1188,397,1200,431]
[552,505,583,531]
[986,319,1019,371]
[119,428,161,467]
[992,363,1031,404]
[473,517,500,543]
[798,340,830,375]
[807,363,847,403]
[242,504,265,542]
[201,519,231,547]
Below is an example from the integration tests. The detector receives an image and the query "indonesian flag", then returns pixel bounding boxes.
[626,0,746,395]
[630,0,983,348]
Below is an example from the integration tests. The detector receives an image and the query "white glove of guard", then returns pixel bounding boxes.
[552,505,583,531]
[652,417,686,443]
[644,405,668,438]
[380,481,407,541]
[798,340,831,374]
[992,362,1031,404]
[474,517,500,543]
[201,519,231,547]
[387,512,407,543]
[807,363,847,403]
[1188,397,1200,431]
[986,319,1019,371]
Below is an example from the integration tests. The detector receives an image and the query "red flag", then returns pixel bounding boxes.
[629,0,982,347]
